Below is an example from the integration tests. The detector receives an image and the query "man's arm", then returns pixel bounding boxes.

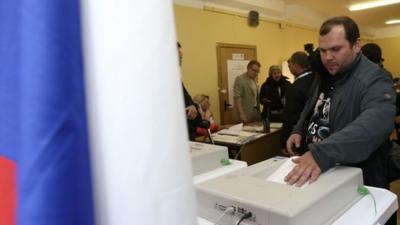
[235,99,247,123]
[286,71,395,187]
[182,83,194,106]
[233,77,248,123]
[285,78,319,156]
[311,74,396,172]
[282,85,303,148]
[259,83,271,106]
[182,83,199,120]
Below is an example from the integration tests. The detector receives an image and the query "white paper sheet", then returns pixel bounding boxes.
[266,157,309,188]
[217,123,243,136]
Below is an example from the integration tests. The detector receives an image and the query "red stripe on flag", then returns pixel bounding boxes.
[0,156,16,225]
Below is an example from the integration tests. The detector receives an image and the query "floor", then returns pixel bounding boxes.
[390,180,400,223]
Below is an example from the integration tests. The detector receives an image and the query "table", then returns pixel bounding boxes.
[211,128,283,165]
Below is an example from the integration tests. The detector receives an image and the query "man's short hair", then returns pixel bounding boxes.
[319,16,360,45]
[362,43,383,64]
[290,51,310,69]
[247,60,261,69]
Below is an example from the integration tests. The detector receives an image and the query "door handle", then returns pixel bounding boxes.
[224,100,232,111]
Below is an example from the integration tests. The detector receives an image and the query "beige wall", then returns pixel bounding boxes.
[174,5,319,124]
[374,37,400,77]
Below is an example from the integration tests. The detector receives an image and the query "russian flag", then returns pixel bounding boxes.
[0,0,196,225]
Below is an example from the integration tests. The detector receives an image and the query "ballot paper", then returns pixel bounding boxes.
[267,157,336,188]
[217,123,243,136]
[266,157,309,188]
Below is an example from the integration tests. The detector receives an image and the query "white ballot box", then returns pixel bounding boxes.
[190,141,230,176]
[193,159,248,184]
[190,141,247,184]
[196,157,375,225]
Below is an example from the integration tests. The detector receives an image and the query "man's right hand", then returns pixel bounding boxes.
[286,133,302,156]
[239,113,248,123]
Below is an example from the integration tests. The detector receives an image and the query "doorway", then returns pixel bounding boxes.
[216,43,257,124]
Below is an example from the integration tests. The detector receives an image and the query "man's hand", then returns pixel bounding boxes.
[239,112,248,123]
[284,151,321,187]
[281,148,290,156]
[260,98,271,105]
[286,133,302,156]
[185,105,198,120]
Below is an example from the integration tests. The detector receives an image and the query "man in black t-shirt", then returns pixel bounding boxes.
[285,17,396,225]
[285,17,395,193]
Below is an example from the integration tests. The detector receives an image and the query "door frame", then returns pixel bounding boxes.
[216,43,257,124]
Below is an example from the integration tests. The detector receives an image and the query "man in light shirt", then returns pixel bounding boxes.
[233,60,261,123]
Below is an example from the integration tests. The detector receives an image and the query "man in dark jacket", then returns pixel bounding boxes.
[281,52,314,153]
[286,17,397,224]
[259,65,290,122]
[178,42,202,140]
[285,17,395,194]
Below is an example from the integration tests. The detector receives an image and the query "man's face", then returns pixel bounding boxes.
[319,25,361,75]
[247,64,260,79]
[270,70,282,81]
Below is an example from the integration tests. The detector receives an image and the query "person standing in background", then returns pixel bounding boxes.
[178,42,202,140]
[281,52,315,154]
[233,60,262,123]
[259,65,290,122]
[361,43,393,79]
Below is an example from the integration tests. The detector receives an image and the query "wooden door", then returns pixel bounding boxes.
[216,43,257,125]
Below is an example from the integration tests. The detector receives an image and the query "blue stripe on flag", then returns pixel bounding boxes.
[0,1,95,225]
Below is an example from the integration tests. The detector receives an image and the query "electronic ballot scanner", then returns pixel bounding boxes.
[196,157,364,225]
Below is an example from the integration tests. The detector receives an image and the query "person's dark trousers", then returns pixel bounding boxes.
[269,113,283,123]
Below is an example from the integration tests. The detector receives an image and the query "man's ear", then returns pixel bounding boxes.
[353,38,361,53]
[293,63,299,74]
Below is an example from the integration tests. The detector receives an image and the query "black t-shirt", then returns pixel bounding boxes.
[305,76,334,144]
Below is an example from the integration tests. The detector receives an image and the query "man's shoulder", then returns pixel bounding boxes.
[235,73,247,81]
[293,73,314,87]
[352,56,391,85]
[283,79,291,86]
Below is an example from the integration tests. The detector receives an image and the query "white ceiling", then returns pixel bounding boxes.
[174,0,400,38]
[283,0,400,29]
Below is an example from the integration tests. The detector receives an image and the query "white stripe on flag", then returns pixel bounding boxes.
[81,0,197,224]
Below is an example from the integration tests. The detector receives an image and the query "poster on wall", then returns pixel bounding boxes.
[227,59,249,105]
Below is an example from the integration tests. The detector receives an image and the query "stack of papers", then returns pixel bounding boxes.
[217,123,244,136]
[212,123,270,144]
[217,129,241,136]
[242,124,264,133]
[270,122,283,128]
